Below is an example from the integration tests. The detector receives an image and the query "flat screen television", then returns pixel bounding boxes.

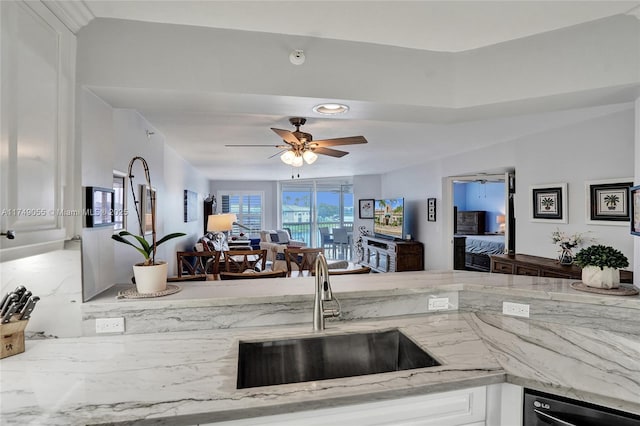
[374,197,405,240]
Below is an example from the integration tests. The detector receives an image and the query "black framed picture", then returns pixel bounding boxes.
[184,189,198,222]
[631,185,640,236]
[427,198,436,222]
[85,186,114,228]
[586,179,632,224]
[530,183,567,223]
[359,199,374,219]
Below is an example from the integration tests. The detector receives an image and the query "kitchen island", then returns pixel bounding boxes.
[2,270,640,425]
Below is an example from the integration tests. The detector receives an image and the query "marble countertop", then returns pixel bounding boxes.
[3,310,640,425]
[2,314,504,425]
[89,269,640,310]
[3,270,640,425]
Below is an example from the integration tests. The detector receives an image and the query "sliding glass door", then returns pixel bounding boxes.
[280,179,353,257]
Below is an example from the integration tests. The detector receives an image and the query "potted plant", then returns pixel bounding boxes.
[574,244,629,289]
[112,230,185,293]
[111,156,186,293]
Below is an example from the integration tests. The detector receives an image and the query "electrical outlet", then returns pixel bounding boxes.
[502,302,530,318]
[428,297,449,311]
[95,317,125,333]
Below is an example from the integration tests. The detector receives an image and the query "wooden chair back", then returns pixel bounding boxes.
[222,249,268,273]
[219,270,287,280]
[284,247,324,277]
[176,250,221,279]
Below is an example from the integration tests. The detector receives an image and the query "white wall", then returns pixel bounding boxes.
[353,174,382,236]
[381,104,635,271]
[77,88,210,298]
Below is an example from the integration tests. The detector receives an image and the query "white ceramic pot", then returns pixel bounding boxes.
[581,265,620,289]
[132,261,168,293]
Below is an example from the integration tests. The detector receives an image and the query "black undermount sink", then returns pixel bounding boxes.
[236,329,441,389]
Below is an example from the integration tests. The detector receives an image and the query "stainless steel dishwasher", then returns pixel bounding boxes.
[523,388,640,425]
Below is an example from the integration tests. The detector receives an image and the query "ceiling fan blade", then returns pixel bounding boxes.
[311,136,368,147]
[271,128,300,145]
[225,144,288,148]
[313,147,349,158]
[268,149,287,159]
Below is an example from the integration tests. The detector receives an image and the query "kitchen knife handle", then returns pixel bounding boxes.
[1,303,19,324]
[0,294,18,316]
[19,296,39,320]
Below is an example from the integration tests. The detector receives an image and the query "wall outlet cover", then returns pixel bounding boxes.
[95,317,125,333]
[428,297,449,311]
[502,302,530,318]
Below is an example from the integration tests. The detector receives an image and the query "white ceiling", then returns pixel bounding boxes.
[66,0,640,181]
[82,0,640,52]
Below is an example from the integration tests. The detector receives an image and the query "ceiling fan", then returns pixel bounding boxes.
[225,117,367,167]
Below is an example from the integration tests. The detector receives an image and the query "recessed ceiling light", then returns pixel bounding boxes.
[312,103,349,115]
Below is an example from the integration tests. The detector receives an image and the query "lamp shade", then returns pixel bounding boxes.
[496,215,505,224]
[291,154,304,167]
[302,149,318,164]
[280,150,295,165]
[207,213,235,232]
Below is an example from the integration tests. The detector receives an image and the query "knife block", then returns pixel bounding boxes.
[0,319,28,359]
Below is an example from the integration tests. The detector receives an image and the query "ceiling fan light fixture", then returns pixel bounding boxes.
[280,150,295,165]
[302,149,318,164]
[291,154,304,167]
[312,103,349,115]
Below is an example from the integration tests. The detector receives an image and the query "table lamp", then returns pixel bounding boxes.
[496,215,505,233]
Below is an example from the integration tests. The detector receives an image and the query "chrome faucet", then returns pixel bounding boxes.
[313,253,341,331]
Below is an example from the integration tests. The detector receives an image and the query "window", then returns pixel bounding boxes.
[218,191,263,236]
[113,172,126,231]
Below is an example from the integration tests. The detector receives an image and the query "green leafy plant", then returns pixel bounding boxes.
[574,244,629,270]
[112,231,186,266]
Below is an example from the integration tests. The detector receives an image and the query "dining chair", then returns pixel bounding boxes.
[284,247,325,277]
[333,227,351,260]
[222,249,267,273]
[175,250,221,280]
[318,227,336,258]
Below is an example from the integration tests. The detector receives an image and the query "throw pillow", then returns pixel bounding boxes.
[276,230,290,244]
[269,232,280,243]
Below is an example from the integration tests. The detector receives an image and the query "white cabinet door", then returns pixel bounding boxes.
[207,386,487,426]
[0,0,76,259]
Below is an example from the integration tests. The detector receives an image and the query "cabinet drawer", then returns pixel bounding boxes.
[515,265,540,276]
[541,270,575,279]
[492,261,514,274]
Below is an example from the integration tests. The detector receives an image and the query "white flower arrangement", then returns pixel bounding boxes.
[551,228,590,251]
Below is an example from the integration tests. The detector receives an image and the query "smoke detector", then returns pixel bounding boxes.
[289,49,305,65]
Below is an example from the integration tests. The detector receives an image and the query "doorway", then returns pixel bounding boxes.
[446,172,515,271]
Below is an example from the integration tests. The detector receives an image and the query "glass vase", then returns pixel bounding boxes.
[558,248,574,266]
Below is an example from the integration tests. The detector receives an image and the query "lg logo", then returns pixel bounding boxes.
[534,400,551,409]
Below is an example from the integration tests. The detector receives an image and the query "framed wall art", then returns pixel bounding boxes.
[530,183,567,223]
[631,185,640,236]
[585,178,632,225]
[85,186,114,228]
[359,199,374,219]
[427,198,436,222]
[184,189,198,222]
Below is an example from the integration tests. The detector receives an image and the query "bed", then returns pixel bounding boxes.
[460,234,505,272]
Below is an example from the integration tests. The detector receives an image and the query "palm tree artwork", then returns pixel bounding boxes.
[541,197,555,210]
[603,194,620,210]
